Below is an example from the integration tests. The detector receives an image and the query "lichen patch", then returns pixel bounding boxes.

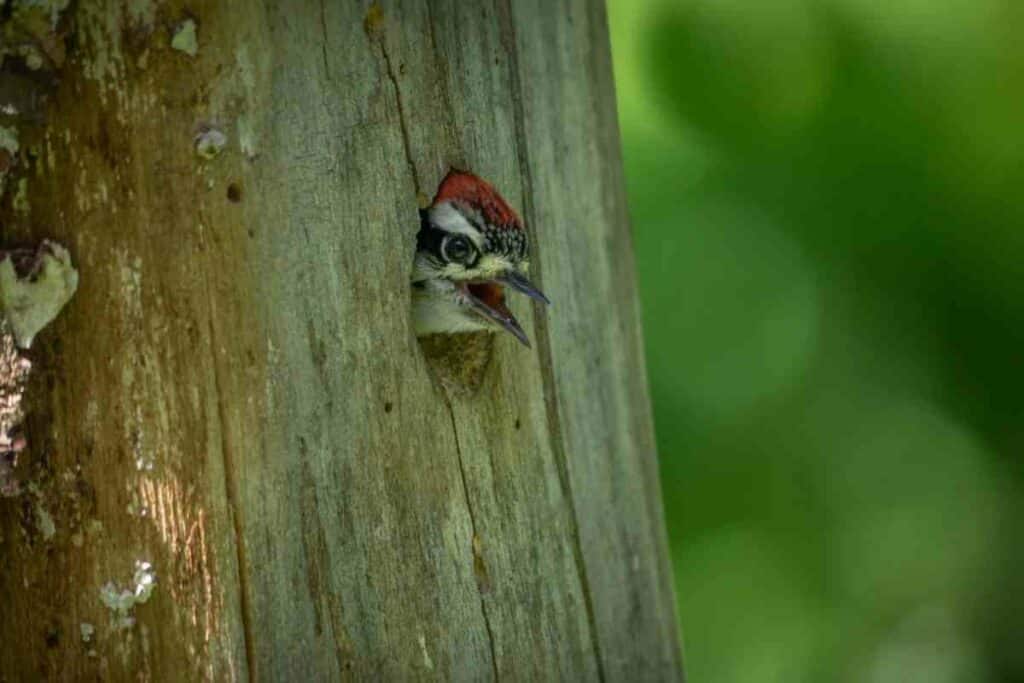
[237,114,258,159]
[12,177,29,214]
[34,502,56,540]
[0,240,79,348]
[194,128,227,160]
[99,560,157,630]
[171,19,198,57]
[0,126,18,155]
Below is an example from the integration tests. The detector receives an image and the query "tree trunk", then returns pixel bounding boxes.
[0,1,682,680]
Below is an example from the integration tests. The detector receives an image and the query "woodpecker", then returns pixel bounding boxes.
[412,170,549,347]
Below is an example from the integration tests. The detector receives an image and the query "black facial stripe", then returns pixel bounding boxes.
[416,223,446,259]
[416,224,479,268]
[464,212,486,234]
[418,207,527,265]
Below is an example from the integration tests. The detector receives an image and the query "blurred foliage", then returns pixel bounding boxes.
[607,1,1024,681]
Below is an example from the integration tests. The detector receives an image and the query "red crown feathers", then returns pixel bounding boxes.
[432,170,522,230]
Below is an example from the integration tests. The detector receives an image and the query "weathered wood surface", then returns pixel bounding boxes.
[0,1,682,680]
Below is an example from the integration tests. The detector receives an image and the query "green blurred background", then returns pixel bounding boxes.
[607,1,1024,681]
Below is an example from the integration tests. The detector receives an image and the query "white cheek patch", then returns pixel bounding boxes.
[428,202,484,248]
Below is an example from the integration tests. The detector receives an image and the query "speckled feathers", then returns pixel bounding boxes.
[431,170,528,262]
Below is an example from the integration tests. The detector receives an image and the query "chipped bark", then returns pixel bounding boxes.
[0,1,682,681]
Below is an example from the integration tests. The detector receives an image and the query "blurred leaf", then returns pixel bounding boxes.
[610,0,1024,680]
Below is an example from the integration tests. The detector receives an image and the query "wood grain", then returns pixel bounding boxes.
[0,1,683,680]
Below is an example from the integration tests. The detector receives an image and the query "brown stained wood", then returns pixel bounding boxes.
[0,1,683,681]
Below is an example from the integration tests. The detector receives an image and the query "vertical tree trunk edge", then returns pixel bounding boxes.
[0,1,685,680]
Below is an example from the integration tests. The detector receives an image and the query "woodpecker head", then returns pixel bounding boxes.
[411,170,549,346]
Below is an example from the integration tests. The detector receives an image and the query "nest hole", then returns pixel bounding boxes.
[417,332,494,395]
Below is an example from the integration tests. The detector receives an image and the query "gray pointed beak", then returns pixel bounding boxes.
[497,270,550,305]
[464,290,531,347]
[459,271,548,348]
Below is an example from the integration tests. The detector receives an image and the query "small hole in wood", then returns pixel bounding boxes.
[514,418,521,430]
[44,628,59,649]
[384,402,393,413]
[226,183,242,203]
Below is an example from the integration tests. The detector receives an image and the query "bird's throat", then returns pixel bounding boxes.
[466,282,510,318]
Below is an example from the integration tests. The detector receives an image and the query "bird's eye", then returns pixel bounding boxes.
[442,235,475,265]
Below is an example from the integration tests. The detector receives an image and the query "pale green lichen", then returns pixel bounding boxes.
[0,241,79,348]
[24,49,44,70]
[100,560,156,630]
[194,128,227,160]
[0,131,14,199]
[418,634,434,670]
[35,502,55,540]
[237,114,258,159]
[236,45,257,95]
[0,126,17,155]
[171,18,198,57]
[76,2,126,105]
[12,177,29,214]
[81,620,98,657]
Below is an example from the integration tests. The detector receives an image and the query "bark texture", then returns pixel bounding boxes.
[0,1,682,680]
